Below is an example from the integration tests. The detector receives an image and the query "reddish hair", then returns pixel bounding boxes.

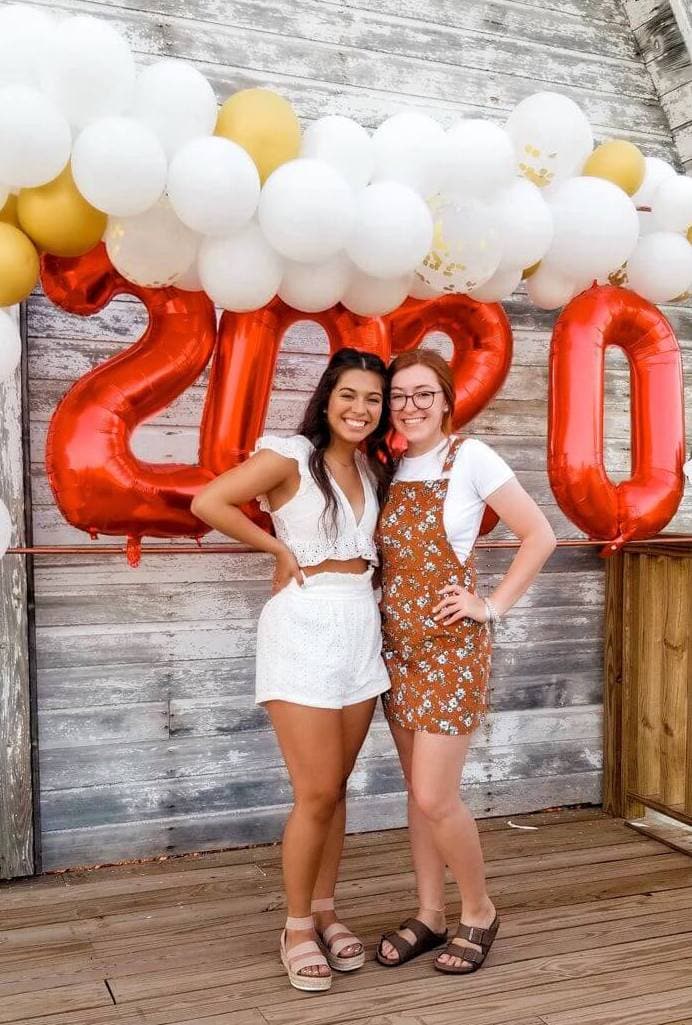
[387,349,455,434]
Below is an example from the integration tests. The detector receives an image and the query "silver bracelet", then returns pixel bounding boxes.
[482,597,501,626]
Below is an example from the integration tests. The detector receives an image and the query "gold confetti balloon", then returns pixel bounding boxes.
[506,91,594,189]
[417,196,502,295]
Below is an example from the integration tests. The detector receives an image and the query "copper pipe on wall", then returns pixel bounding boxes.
[6,535,692,556]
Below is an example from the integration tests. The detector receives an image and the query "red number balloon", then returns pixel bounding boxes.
[200,298,389,476]
[388,295,514,534]
[548,284,686,551]
[42,244,217,562]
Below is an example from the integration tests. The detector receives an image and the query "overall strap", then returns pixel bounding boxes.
[442,435,466,475]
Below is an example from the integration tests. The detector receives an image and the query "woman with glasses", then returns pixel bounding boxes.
[192,348,393,994]
[376,349,555,976]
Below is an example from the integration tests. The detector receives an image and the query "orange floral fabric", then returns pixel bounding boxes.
[379,437,491,735]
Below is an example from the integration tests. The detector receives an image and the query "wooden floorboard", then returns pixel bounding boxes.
[0,810,690,1025]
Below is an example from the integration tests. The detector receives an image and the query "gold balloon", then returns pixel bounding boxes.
[216,88,300,182]
[0,223,40,306]
[0,194,20,228]
[522,261,540,280]
[687,226,692,244]
[582,140,645,196]
[17,166,107,258]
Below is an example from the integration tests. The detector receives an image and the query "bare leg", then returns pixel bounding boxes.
[312,696,377,958]
[411,731,495,970]
[266,701,344,978]
[379,723,447,962]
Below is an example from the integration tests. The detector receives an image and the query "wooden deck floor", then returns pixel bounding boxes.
[1,808,692,1025]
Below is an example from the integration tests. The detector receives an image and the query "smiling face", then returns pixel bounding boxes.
[326,367,385,444]
[390,363,449,452]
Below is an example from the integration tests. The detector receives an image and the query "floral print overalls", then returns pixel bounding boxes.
[379,436,491,735]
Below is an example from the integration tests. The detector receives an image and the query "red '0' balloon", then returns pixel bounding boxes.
[548,284,686,552]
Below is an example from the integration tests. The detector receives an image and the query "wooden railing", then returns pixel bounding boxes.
[604,542,692,825]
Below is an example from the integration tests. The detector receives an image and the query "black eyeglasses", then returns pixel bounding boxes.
[390,389,443,411]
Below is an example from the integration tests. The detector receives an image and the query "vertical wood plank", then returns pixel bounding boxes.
[0,305,34,879]
[635,555,664,802]
[660,556,688,808]
[622,552,645,818]
[603,551,625,816]
[686,559,692,816]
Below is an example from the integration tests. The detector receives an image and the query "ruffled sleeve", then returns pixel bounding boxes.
[253,435,312,512]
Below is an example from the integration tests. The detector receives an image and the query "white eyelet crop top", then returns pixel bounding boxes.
[254,435,380,567]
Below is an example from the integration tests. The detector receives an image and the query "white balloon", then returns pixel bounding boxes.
[444,119,516,199]
[347,182,433,279]
[409,276,442,300]
[0,4,56,89]
[168,136,260,236]
[259,159,354,263]
[526,262,580,310]
[198,222,283,311]
[506,91,594,189]
[625,232,692,303]
[543,176,639,280]
[0,309,22,383]
[371,111,448,197]
[279,254,352,312]
[631,157,676,208]
[41,15,135,129]
[301,116,373,192]
[417,195,502,294]
[72,117,167,217]
[469,266,522,302]
[651,174,692,235]
[638,209,657,237]
[132,60,217,160]
[341,270,411,316]
[0,85,70,188]
[105,198,198,288]
[0,499,12,559]
[173,250,203,292]
[494,180,554,271]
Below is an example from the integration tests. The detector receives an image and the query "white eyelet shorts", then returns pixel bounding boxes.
[255,566,391,709]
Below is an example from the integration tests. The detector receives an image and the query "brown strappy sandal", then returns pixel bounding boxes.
[433,915,500,974]
[376,916,448,967]
[311,897,365,972]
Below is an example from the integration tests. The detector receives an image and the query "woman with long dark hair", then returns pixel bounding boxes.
[192,348,392,994]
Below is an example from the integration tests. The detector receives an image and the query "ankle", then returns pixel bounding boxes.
[461,897,495,922]
[417,906,446,929]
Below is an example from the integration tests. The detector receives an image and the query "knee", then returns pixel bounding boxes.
[294,780,343,822]
[411,781,459,823]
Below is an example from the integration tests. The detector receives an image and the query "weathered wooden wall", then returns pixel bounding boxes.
[0,306,34,879]
[623,0,692,171]
[12,0,692,870]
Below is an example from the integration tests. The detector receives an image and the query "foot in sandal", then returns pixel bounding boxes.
[280,915,332,992]
[377,908,448,966]
[312,897,365,971]
[434,900,499,974]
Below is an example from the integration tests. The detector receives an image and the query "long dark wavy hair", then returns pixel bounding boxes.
[298,348,394,532]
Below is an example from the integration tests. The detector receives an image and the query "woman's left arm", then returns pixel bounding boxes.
[434,479,556,625]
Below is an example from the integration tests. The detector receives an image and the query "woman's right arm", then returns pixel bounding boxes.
[191,451,303,588]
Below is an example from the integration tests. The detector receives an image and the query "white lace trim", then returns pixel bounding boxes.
[254,435,311,513]
[252,434,380,567]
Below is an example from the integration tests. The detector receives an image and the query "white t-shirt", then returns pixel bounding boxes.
[393,437,515,562]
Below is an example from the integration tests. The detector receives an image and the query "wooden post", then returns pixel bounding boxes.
[0,305,35,879]
[603,551,624,816]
